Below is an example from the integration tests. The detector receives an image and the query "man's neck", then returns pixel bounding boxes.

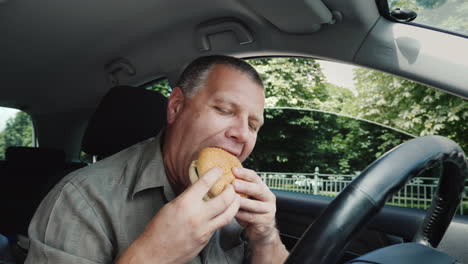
[161,128,186,196]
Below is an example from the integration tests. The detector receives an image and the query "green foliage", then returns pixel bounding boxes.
[0,131,4,159]
[350,68,468,151]
[248,58,355,114]
[244,109,412,174]
[246,57,466,174]
[145,79,172,97]
[319,83,354,113]
[246,58,417,173]
[390,0,468,36]
[248,58,328,108]
[416,0,446,8]
[0,111,33,159]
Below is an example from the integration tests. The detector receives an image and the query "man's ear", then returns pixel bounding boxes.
[167,87,185,124]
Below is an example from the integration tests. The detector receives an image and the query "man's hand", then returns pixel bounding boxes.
[232,167,276,244]
[232,167,289,263]
[117,167,241,264]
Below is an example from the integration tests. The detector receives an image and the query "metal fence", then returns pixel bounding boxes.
[260,167,468,215]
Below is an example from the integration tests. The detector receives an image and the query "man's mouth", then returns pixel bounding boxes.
[214,146,241,158]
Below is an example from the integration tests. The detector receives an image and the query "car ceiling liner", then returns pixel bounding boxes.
[195,18,254,52]
[241,0,341,33]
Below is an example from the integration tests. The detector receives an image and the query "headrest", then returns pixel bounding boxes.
[6,146,66,166]
[81,85,167,157]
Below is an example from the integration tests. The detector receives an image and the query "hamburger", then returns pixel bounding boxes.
[189,147,247,200]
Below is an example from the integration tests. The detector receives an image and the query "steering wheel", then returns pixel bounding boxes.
[285,135,468,264]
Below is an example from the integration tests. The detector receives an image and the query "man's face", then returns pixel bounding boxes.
[165,64,265,189]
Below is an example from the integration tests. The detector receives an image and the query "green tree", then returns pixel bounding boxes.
[391,0,468,35]
[0,112,33,159]
[244,108,412,174]
[146,79,172,97]
[0,130,5,159]
[245,58,414,174]
[245,57,466,173]
[248,58,328,108]
[350,68,467,151]
[319,83,354,113]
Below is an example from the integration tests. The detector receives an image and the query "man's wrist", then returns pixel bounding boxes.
[250,229,286,254]
[249,229,289,264]
[250,228,280,249]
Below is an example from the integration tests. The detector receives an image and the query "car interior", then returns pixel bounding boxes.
[1,0,467,263]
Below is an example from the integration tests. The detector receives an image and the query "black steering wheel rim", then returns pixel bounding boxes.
[285,135,468,264]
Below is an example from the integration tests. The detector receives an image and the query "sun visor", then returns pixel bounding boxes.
[242,0,335,33]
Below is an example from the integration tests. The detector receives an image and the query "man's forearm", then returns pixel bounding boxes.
[115,239,152,264]
[115,237,171,264]
[250,229,289,264]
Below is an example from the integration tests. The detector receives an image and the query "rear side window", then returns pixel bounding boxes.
[145,78,172,97]
[0,107,34,159]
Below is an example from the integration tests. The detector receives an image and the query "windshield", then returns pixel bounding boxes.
[245,57,468,215]
[388,0,468,37]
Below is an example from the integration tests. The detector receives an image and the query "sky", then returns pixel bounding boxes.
[0,107,19,131]
[318,60,357,91]
[0,60,358,132]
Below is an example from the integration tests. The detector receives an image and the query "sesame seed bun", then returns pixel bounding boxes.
[189,147,246,200]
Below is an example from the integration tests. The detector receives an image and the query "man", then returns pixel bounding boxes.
[26,55,289,263]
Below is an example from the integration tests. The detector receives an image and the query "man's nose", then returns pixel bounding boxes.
[226,119,249,143]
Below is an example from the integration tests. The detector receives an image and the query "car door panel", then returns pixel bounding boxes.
[274,190,468,263]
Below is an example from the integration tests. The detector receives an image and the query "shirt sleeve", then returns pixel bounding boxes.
[25,181,114,264]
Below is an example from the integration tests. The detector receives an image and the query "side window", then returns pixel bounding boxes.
[0,107,34,159]
[245,108,413,174]
[145,78,172,97]
[246,57,468,215]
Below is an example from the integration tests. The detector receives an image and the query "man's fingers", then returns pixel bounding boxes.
[232,167,262,183]
[232,179,261,198]
[235,210,272,226]
[232,179,274,202]
[232,167,275,202]
[239,196,272,214]
[205,184,237,218]
[186,167,222,199]
[235,210,255,223]
[206,193,240,232]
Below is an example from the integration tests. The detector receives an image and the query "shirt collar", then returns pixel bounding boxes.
[131,130,176,201]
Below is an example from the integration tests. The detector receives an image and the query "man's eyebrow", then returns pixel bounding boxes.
[213,98,230,104]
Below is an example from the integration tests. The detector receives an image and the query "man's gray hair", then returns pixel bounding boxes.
[176,55,263,97]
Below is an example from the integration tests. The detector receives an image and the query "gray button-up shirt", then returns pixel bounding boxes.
[25,133,246,263]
